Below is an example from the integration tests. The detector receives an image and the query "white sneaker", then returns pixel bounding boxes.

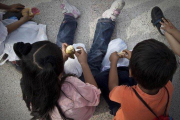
[102,0,125,21]
[60,0,81,18]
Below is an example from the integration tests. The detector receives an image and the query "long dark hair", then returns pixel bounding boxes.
[13,41,72,120]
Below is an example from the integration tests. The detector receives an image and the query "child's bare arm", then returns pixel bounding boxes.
[0,3,28,34]
[0,3,10,10]
[171,29,180,43]
[109,52,120,91]
[81,63,98,87]
[0,3,24,12]
[165,32,180,56]
[160,18,180,43]
[6,11,34,34]
[75,47,98,88]
[109,50,132,91]
[6,18,27,34]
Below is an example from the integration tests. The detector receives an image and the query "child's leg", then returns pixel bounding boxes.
[87,18,115,77]
[86,0,126,115]
[56,15,77,47]
[56,0,80,48]
[87,0,125,77]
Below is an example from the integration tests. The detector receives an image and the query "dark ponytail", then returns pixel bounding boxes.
[13,42,32,58]
[31,56,60,119]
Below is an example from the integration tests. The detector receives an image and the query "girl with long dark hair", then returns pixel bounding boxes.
[13,0,101,119]
[14,41,100,120]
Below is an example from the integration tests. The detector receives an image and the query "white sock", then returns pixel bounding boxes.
[160,25,165,35]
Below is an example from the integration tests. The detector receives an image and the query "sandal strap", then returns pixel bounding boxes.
[153,19,162,26]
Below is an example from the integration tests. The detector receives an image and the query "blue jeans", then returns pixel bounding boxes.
[56,15,136,116]
[85,18,116,77]
[57,15,77,47]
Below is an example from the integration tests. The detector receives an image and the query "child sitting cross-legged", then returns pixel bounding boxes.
[109,39,177,120]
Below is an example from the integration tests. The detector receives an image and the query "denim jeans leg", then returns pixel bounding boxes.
[56,15,77,48]
[79,18,115,81]
[90,18,115,75]
[88,18,115,77]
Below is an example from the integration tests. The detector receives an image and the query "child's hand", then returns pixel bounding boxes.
[20,11,34,21]
[75,47,87,65]
[122,49,132,60]
[62,43,70,62]
[8,4,25,12]
[160,18,177,34]
[110,52,120,63]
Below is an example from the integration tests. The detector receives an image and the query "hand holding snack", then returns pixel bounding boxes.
[118,51,126,58]
[122,49,132,60]
[20,10,34,21]
[21,7,40,17]
[110,52,120,63]
[62,43,71,61]
[75,47,87,65]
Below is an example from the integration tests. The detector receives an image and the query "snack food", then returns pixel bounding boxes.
[66,45,75,59]
[118,51,126,57]
[21,7,40,17]
[31,7,40,15]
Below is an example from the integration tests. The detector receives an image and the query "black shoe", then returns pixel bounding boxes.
[151,6,165,36]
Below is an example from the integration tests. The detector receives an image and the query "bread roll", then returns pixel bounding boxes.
[66,45,75,59]
[118,51,125,56]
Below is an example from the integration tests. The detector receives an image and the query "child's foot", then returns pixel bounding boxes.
[102,0,125,21]
[151,6,166,35]
[60,0,81,19]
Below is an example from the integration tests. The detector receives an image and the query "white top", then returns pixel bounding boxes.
[0,12,8,55]
[0,16,48,65]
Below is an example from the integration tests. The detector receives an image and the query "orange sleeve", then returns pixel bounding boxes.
[109,86,126,103]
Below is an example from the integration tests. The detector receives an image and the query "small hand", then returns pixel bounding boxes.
[62,43,70,62]
[122,49,132,60]
[75,47,87,65]
[20,10,34,21]
[160,18,177,34]
[110,52,120,64]
[8,4,25,12]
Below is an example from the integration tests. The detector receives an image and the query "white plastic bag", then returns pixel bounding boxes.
[64,43,87,77]
[0,20,48,65]
[101,38,129,71]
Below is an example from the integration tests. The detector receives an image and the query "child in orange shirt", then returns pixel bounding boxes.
[109,39,177,120]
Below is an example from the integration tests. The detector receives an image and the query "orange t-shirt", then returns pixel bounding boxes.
[109,81,173,120]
